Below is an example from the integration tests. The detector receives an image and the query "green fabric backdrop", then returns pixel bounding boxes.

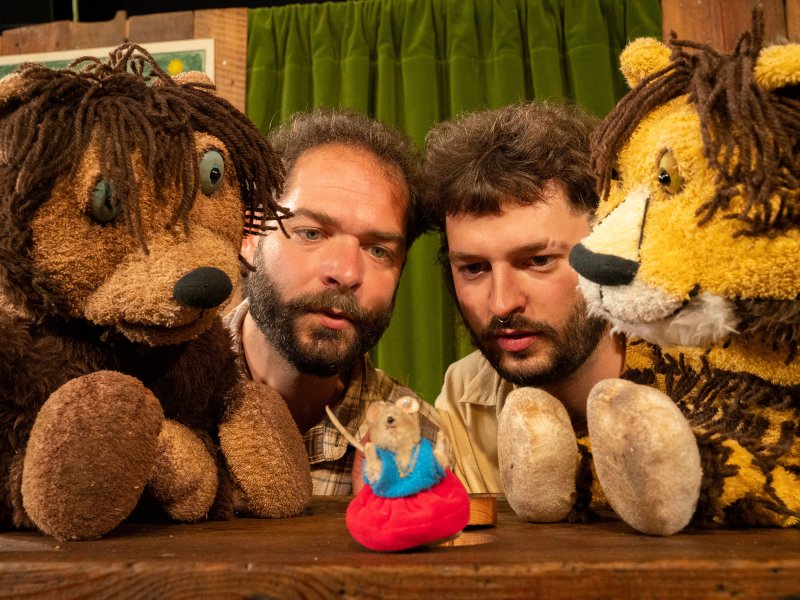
[246,0,662,404]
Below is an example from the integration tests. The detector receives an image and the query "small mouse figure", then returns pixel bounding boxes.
[327,398,469,552]
[362,397,450,496]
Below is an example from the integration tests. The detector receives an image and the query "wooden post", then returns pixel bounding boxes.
[787,0,800,41]
[0,10,126,55]
[126,11,194,45]
[661,0,787,50]
[194,8,248,114]
[0,8,247,112]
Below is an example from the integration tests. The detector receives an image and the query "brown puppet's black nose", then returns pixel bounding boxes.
[569,243,638,286]
[173,267,233,309]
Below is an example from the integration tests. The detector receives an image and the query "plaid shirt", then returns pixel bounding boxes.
[225,300,444,495]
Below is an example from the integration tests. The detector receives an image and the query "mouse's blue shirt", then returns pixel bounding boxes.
[365,438,445,498]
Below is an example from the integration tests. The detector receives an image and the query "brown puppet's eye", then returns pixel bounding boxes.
[199,150,225,196]
[90,179,123,223]
[657,149,684,195]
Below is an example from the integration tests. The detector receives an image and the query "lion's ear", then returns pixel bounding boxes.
[754,43,800,93]
[619,37,672,89]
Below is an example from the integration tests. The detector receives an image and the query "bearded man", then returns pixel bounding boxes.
[230,108,444,495]
[422,102,625,493]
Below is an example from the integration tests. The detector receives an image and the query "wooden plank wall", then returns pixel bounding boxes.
[0,0,798,111]
[662,0,800,50]
[0,8,247,113]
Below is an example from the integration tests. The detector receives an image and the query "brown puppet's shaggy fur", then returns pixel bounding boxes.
[0,44,311,541]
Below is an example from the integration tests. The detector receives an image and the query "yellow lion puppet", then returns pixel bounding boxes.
[506,12,799,535]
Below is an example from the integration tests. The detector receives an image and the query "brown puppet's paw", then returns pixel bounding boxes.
[588,378,701,536]
[498,388,578,522]
[219,381,311,518]
[148,419,218,522]
[22,371,163,540]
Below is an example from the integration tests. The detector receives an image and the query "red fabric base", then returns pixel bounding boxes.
[346,470,470,552]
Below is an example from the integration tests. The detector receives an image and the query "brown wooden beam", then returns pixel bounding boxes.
[662,0,787,51]
[194,8,248,114]
[0,10,126,55]
[127,11,195,45]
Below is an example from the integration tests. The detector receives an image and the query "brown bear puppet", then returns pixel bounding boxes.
[0,44,311,541]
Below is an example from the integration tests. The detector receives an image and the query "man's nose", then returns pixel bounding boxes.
[321,238,363,292]
[488,266,525,321]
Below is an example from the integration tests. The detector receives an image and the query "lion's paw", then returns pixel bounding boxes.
[498,387,578,522]
[588,378,701,535]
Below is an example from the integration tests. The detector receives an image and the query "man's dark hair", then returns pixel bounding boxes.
[268,108,425,247]
[422,101,598,294]
[422,101,599,230]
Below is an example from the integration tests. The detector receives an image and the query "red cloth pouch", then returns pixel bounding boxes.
[346,470,470,552]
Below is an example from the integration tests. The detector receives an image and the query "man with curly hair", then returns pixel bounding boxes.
[423,102,625,495]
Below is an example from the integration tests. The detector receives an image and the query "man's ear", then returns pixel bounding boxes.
[241,234,260,266]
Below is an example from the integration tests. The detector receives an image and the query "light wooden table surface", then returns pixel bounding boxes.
[0,496,798,599]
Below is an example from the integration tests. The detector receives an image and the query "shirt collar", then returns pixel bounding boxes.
[460,352,516,410]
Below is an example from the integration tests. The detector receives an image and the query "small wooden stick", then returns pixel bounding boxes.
[325,405,364,452]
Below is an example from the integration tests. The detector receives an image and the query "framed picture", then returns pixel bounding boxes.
[0,38,215,79]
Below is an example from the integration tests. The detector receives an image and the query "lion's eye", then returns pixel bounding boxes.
[199,150,225,196]
[657,149,683,195]
[610,161,622,184]
[90,179,123,223]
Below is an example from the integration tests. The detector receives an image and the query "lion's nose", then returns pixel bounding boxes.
[173,267,233,309]
[569,243,638,286]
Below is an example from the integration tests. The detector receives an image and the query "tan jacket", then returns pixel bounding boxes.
[434,350,517,493]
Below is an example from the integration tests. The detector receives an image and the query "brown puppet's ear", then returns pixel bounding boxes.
[0,72,24,107]
[172,71,216,91]
[0,73,25,164]
[149,70,216,93]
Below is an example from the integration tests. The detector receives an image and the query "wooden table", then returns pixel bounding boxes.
[1,496,798,599]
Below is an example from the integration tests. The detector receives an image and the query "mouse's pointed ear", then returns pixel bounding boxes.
[365,401,384,426]
[399,396,420,415]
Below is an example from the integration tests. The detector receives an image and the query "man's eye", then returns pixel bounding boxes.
[529,256,556,269]
[369,246,391,260]
[459,263,487,277]
[297,229,322,241]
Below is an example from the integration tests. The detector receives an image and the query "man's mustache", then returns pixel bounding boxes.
[293,289,367,325]
[482,315,558,339]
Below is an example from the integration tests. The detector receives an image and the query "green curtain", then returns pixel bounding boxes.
[246,0,662,404]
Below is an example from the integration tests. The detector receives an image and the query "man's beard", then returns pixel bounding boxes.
[465,298,607,387]
[244,267,394,377]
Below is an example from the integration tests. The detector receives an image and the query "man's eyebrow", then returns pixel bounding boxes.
[290,207,405,246]
[290,207,339,228]
[448,239,568,261]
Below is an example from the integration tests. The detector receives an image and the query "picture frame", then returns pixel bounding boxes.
[0,38,215,79]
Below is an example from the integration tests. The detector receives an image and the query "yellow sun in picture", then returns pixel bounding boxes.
[167,58,185,75]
